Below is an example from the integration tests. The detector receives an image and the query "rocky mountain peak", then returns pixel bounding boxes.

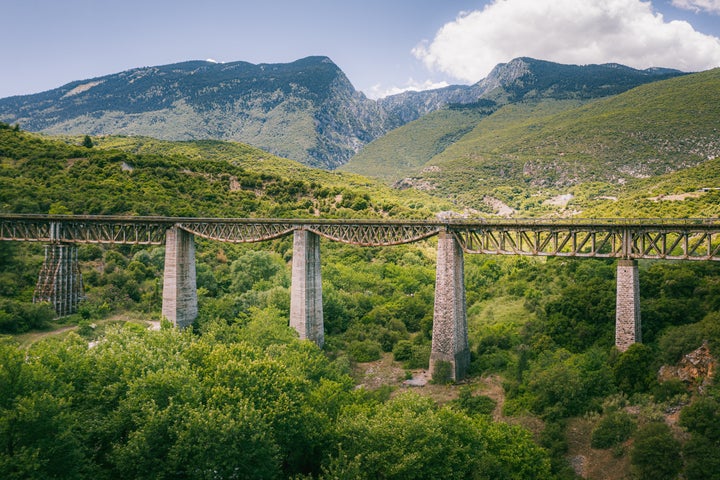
[0,56,687,170]
[479,57,534,91]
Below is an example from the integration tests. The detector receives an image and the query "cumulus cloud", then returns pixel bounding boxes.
[672,0,720,14]
[413,0,720,83]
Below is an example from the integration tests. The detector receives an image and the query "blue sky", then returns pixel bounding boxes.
[2,0,720,99]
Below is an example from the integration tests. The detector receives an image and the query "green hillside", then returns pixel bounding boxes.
[345,68,720,217]
[427,69,720,212]
[2,123,720,480]
[339,101,498,181]
[0,127,449,218]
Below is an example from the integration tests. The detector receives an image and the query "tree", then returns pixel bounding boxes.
[630,422,682,480]
[613,343,657,395]
[82,135,93,148]
[591,411,636,449]
[331,392,552,479]
[680,398,720,480]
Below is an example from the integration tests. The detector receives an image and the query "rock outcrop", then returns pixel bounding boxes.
[659,341,716,394]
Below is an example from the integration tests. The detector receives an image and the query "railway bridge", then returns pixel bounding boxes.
[2,214,719,380]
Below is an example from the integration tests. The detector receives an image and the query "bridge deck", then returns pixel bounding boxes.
[2,214,719,260]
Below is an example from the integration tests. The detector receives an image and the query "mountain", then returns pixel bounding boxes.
[348,67,720,217]
[342,57,685,180]
[0,56,389,169]
[0,56,683,170]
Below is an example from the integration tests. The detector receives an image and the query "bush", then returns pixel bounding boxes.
[347,340,382,363]
[682,435,720,480]
[653,379,687,402]
[0,300,55,333]
[631,422,682,480]
[591,411,636,449]
[392,340,413,361]
[679,397,720,442]
[404,343,430,369]
[613,343,657,395]
[431,360,453,385]
[454,385,496,415]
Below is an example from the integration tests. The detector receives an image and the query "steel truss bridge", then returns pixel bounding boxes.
[2,214,720,261]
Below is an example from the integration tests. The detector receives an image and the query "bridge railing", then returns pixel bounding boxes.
[1,214,719,259]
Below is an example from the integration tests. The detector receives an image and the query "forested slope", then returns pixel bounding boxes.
[1,125,720,480]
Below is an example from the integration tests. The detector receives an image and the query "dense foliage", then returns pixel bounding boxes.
[0,321,554,480]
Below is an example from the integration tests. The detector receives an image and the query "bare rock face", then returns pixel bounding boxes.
[659,341,716,394]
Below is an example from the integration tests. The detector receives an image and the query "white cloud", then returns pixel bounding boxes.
[364,79,450,99]
[672,0,720,14]
[413,0,720,83]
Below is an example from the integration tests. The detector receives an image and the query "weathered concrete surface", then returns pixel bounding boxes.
[430,231,470,380]
[289,230,324,347]
[162,227,197,328]
[615,259,640,351]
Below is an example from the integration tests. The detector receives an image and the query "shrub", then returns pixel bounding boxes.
[454,385,496,415]
[630,422,682,480]
[0,300,55,333]
[613,343,657,395]
[392,340,413,361]
[347,340,382,363]
[431,360,453,385]
[653,379,687,402]
[591,411,636,449]
[404,343,430,369]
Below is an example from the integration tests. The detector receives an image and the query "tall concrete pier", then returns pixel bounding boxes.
[289,230,324,347]
[430,231,470,381]
[615,259,641,351]
[34,244,83,317]
[162,227,197,328]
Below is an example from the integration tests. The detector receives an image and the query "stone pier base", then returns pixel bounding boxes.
[289,230,324,347]
[162,227,197,328]
[430,231,470,381]
[616,259,641,351]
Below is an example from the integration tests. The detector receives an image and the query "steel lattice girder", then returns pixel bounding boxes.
[451,225,720,260]
[1,215,719,260]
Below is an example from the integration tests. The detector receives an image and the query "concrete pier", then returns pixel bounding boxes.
[430,231,470,381]
[616,259,641,351]
[289,230,324,347]
[162,227,197,328]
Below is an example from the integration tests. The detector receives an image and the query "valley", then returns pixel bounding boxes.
[1,54,719,480]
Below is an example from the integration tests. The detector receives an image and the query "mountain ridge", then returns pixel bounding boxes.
[0,56,686,170]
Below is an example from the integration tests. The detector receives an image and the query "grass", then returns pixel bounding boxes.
[12,311,158,348]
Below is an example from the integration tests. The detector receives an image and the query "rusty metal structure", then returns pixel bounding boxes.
[33,243,84,317]
[2,215,719,260]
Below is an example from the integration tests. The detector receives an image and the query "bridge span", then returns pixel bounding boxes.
[2,214,720,380]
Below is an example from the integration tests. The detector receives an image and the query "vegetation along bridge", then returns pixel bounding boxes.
[2,214,720,380]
